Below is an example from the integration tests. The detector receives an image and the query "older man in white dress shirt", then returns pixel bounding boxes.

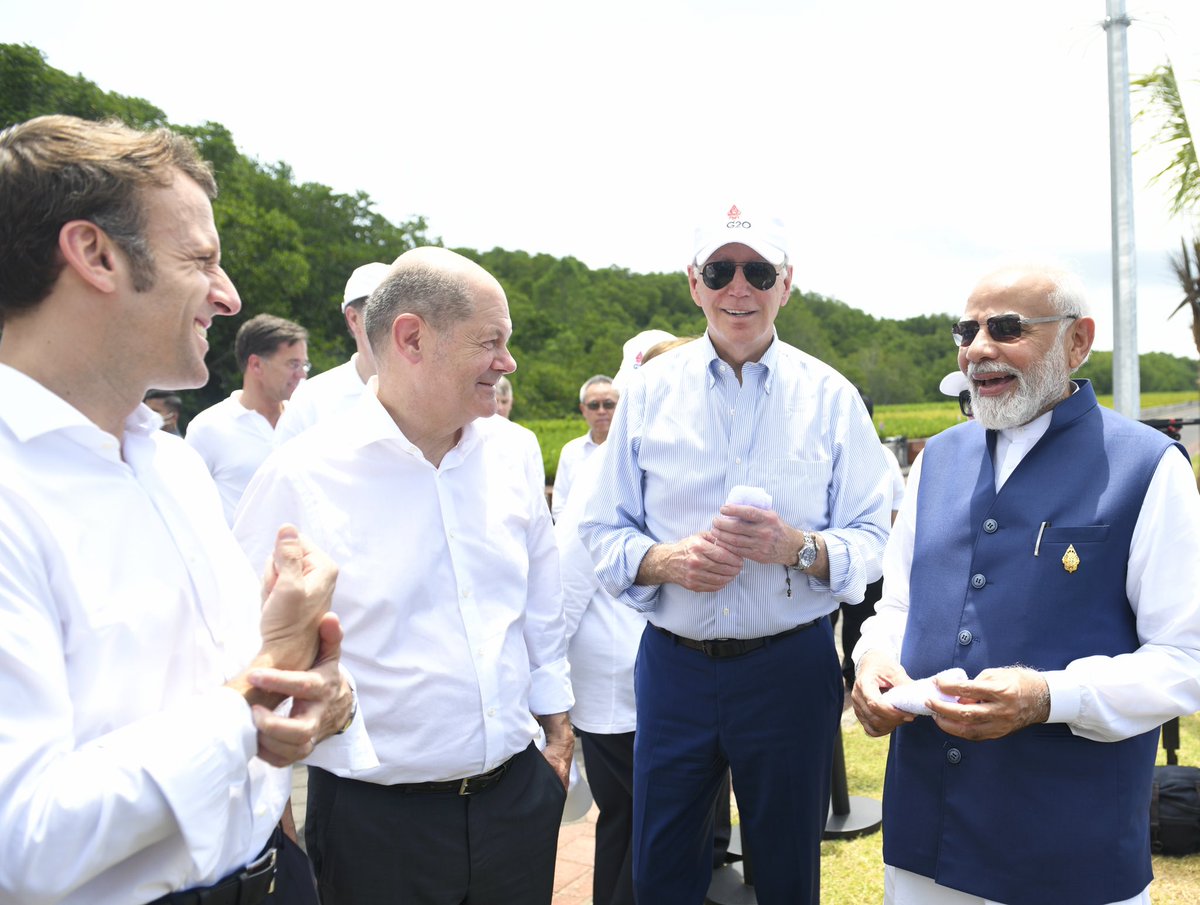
[0,114,360,905]
[235,245,574,905]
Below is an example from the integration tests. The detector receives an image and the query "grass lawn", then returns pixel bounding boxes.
[817,713,1200,903]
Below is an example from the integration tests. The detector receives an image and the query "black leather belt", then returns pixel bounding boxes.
[654,618,821,659]
[394,754,514,796]
[147,825,280,905]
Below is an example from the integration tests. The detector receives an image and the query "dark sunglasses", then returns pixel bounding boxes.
[699,261,782,291]
[584,400,617,411]
[951,314,1078,347]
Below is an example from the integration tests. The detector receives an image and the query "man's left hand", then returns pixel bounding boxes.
[536,712,574,792]
[248,613,353,767]
[711,504,798,565]
[926,666,1050,741]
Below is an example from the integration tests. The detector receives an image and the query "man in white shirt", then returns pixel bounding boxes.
[0,114,357,905]
[235,245,575,905]
[852,266,1200,905]
[274,262,388,444]
[551,374,618,521]
[186,313,309,523]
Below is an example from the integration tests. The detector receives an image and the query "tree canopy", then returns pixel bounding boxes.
[3,43,1196,421]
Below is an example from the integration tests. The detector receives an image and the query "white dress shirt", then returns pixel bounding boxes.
[555,447,646,734]
[185,390,278,524]
[581,333,892,639]
[551,432,601,521]
[854,408,1200,741]
[881,443,906,513]
[0,364,288,905]
[274,355,369,445]
[234,390,573,784]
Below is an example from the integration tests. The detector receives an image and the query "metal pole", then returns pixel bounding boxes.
[1104,0,1140,418]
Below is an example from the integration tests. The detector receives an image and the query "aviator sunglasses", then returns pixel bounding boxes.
[951,314,1078,347]
[699,261,783,291]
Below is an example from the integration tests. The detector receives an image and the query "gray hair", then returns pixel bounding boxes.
[364,258,475,356]
[496,375,512,399]
[578,374,614,403]
[1043,269,1091,319]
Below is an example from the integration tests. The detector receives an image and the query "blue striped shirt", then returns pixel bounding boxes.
[580,332,891,640]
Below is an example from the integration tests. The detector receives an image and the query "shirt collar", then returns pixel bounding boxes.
[701,330,779,392]
[340,383,483,464]
[0,363,156,458]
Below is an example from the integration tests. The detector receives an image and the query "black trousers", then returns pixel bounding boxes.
[305,743,566,904]
[576,730,635,905]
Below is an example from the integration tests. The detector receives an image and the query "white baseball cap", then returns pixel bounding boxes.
[693,202,789,267]
[939,371,970,397]
[342,262,392,312]
[612,329,677,392]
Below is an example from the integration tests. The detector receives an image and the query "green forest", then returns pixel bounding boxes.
[2,43,1197,421]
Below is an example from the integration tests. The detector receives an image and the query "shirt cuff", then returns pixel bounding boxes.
[305,675,379,775]
[528,656,575,716]
[137,687,258,876]
[1043,670,1081,724]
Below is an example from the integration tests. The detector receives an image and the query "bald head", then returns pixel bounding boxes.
[364,247,504,357]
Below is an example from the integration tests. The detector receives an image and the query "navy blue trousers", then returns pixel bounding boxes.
[632,619,842,905]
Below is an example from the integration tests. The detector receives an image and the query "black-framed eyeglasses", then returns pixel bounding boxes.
[698,261,783,291]
[951,314,1078,347]
[584,400,617,411]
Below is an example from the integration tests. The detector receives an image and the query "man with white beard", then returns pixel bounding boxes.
[851,265,1200,905]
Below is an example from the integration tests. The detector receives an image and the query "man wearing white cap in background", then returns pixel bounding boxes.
[582,203,891,905]
[275,262,389,444]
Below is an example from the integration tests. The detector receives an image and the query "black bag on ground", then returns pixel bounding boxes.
[1150,765,1200,856]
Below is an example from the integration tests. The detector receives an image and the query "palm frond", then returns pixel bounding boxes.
[1133,61,1200,218]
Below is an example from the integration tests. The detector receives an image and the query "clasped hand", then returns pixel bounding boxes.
[853,652,1050,741]
[711,504,795,565]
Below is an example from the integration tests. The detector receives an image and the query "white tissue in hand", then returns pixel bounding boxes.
[725,485,772,510]
[881,667,968,716]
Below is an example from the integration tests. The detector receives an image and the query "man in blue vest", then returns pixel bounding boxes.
[852,265,1200,905]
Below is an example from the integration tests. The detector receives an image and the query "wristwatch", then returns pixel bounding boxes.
[791,531,818,572]
[336,692,358,736]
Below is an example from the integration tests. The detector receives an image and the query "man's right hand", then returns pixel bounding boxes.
[256,524,338,672]
[852,650,916,737]
[637,531,743,593]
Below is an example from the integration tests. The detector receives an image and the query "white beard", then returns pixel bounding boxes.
[969,339,1070,430]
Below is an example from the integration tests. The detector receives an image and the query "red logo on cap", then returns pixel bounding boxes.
[727,205,741,219]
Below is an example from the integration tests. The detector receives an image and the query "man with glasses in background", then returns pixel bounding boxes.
[551,374,618,520]
[187,313,309,524]
[852,265,1200,905]
[582,203,891,905]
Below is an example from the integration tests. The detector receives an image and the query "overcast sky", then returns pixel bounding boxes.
[7,0,1200,359]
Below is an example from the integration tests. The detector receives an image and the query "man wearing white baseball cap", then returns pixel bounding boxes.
[582,202,891,904]
[275,261,390,444]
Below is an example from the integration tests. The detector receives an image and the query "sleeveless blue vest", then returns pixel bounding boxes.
[883,381,1184,905]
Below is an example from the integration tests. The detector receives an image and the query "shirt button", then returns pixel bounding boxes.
[487,707,496,717]
[971,573,986,589]
[462,588,472,598]
[983,519,998,534]
[958,630,973,646]
[735,457,742,464]
[722,607,730,616]
[946,748,962,765]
